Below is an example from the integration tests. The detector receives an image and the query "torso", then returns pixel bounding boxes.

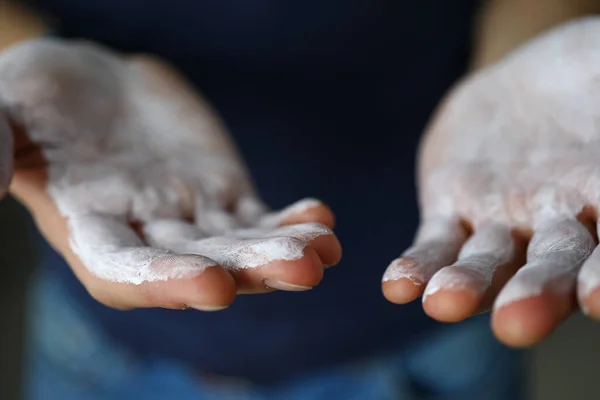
[30,0,479,382]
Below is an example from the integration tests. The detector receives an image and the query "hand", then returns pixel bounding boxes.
[0,39,341,311]
[382,18,600,346]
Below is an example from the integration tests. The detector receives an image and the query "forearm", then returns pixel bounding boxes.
[0,0,45,51]
[471,0,600,69]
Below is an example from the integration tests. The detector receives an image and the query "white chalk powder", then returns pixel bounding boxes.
[386,17,600,309]
[0,39,331,284]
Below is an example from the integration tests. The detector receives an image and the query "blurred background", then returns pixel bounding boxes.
[0,196,599,399]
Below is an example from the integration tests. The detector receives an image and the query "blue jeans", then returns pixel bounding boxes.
[24,270,528,400]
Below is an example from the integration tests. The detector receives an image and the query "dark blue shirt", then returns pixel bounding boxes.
[30,0,479,383]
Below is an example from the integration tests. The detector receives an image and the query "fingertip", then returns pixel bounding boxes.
[309,233,342,267]
[382,278,424,304]
[423,288,481,322]
[188,266,237,308]
[83,265,237,312]
[232,247,325,294]
[492,292,573,348]
[579,286,600,319]
[270,246,325,288]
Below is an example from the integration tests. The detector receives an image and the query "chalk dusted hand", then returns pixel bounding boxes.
[0,39,340,311]
[383,18,600,346]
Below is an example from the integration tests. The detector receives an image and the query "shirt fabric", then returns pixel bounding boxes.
[27,0,480,383]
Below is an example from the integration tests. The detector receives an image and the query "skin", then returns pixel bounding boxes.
[383,10,600,348]
[0,39,342,311]
[2,0,600,348]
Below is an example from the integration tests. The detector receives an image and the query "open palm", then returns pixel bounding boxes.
[383,18,600,346]
[0,39,341,310]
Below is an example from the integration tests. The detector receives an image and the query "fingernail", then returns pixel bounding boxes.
[263,279,312,292]
[189,305,229,312]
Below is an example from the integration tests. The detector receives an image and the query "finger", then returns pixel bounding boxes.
[68,214,213,283]
[83,262,236,311]
[12,172,238,311]
[230,247,324,294]
[69,213,238,309]
[144,220,336,294]
[143,220,340,265]
[39,212,236,311]
[423,224,523,322]
[492,219,595,347]
[577,222,600,318]
[281,224,341,267]
[259,198,336,229]
[382,217,468,304]
[233,223,342,267]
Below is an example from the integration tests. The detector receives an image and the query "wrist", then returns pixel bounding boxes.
[0,1,46,52]
[471,0,600,70]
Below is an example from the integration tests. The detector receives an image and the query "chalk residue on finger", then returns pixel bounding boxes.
[144,220,332,270]
[383,257,427,284]
[234,222,332,242]
[423,224,514,300]
[382,218,467,284]
[69,214,217,284]
[493,219,595,310]
[167,236,309,271]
